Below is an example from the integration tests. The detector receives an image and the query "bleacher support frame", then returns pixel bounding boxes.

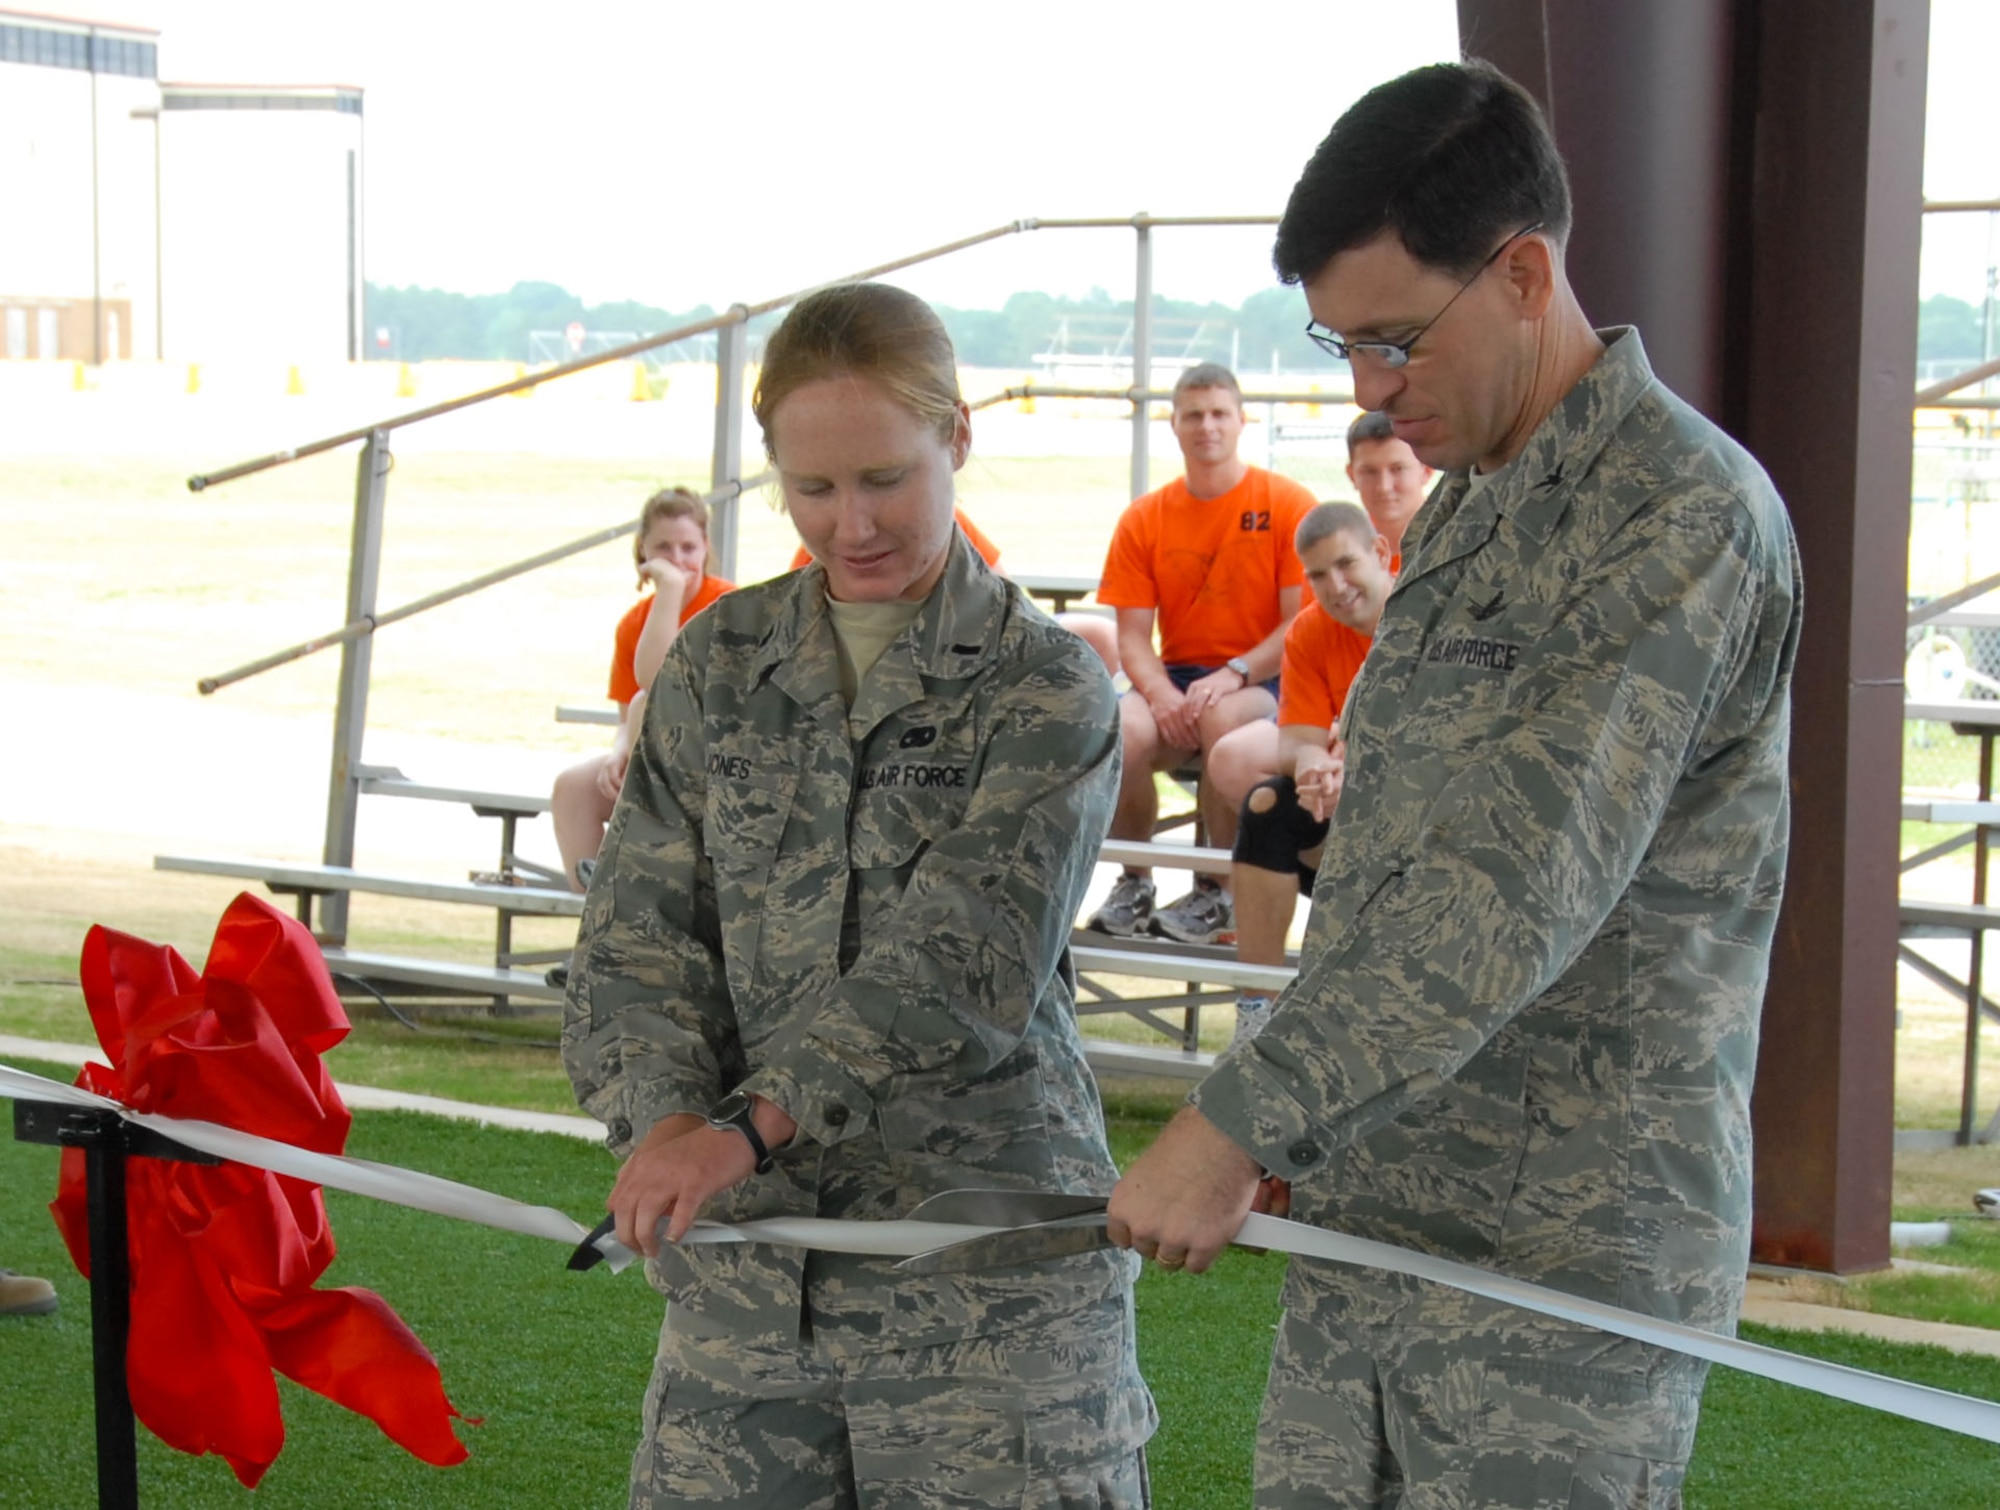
[167,214,1350,1055]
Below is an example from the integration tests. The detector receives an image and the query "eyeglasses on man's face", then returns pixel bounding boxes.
[1304,222,1545,369]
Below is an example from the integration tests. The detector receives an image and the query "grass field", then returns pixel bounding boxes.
[7,1061,2000,1509]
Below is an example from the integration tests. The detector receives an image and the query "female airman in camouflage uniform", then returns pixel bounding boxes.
[563,282,1154,1509]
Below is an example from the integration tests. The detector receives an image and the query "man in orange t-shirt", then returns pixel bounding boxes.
[1193,410,1435,949]
[1220,502,1393,1045]
[1085,364,1317,939]
[1340,407,1434,555]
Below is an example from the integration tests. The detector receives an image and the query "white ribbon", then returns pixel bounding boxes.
[7,1060,1999,1444]
[0,1063,629,1266]
[1234,1212,2000,1445]
[0,1064,1016,1274]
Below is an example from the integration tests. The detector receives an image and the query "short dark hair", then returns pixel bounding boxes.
[1297,500,1375,553]
[1273,59,1572,286]
[1345,410,1396,450]
[1171,363,1242,408]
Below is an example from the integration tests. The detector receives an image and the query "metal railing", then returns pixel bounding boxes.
[1908,358,2000,635]
[184,213,1298,942]
[1906,192,2000,1141]
[176,194,2000,1080]
[967,382,1355,412]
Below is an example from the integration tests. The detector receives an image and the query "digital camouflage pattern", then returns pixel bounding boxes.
[562,531,1154,1503]
[1258,1309,1702,1509]
[635,1293,1151,1509]
[1192,328,1801,1504]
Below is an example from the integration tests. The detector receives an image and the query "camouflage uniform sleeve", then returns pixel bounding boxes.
[560,635,736,1155]
[738,645,1120,1145]
[1193,484,1786,1178]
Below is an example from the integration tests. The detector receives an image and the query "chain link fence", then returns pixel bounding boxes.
[1907,437,2000,793]
[1262,411,1361,503]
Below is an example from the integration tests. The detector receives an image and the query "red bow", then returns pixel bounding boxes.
[50,893,468,1486]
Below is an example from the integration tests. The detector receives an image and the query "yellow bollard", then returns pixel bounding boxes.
[185,363,200,394]
[72,361,86,391]
[630,361,651,401]
[396,362,417,398]
[1307,381,1322,420]
[510,362,534,398]
[285,364,305,396]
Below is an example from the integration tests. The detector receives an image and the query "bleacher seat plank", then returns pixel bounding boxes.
[1902,799,2000,825]
[1898,900,2000,933]
[1095,839,1234,878]
[1012,573,1100,613]
[322,946,1205,1075]
[320,947,565,1002]
[1079,1038,1214,1081]
[1071,941,1293,993]
[359,777,551,815]
[155,856,583,917]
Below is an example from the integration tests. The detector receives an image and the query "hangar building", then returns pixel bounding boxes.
[0,7,364,365]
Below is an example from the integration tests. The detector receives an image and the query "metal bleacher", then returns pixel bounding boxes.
[158,830,1296,1081]
[157,212,1338,1078]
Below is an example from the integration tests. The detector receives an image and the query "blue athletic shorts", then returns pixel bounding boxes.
[1162,662,1281,699]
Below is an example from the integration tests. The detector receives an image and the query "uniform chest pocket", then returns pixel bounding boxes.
[704,766,799,998]
[705,766,798,871]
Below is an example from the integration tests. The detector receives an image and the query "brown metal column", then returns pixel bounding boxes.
[1458,0,1741,416]
[1737,0,1925,1274]
[1456,0,1928,1272]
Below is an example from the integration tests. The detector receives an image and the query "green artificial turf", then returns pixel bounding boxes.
[7,1062,2000,1508]
[2,1058,653,1508]
[1107,1105,1288,1503]
[1686,1326,2000,1509]
[1134,1250,1284,1501]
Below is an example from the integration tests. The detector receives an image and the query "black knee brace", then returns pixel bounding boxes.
[1233,776,1330,887]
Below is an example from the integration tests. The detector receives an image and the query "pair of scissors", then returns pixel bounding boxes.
[565,1189,1120,1275]
[894,1189,1116,1274]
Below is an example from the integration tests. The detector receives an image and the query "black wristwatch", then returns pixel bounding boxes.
[706,1089,775,1174]
[1225,655,1253,683]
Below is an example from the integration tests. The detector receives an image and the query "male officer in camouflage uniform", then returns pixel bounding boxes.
[1108,61,1801,1509]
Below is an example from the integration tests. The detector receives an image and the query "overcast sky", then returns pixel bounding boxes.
[122,0,1998,311]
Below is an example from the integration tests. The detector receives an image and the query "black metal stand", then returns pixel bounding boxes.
[12,1099,219,1510]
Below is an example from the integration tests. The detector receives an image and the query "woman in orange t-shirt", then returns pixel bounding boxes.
[551,488,734,891]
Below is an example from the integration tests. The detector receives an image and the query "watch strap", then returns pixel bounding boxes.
[708,1093,775,1174]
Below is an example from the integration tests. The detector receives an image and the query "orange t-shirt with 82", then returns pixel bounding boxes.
[607,574,734,705]
[1095,468,1318,668]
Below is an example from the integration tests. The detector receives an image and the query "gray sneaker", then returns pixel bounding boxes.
[1087,873,1156,936]
[1151,884,1234,945]
[1229,996,1273,1051]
